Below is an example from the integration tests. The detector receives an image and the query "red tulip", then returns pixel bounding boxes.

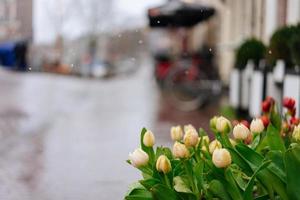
[266,96,275,105]
[283,97,296,110]
[261,100,271,113]
[240,120,250,129]
[288,107,296,117]
[260,115,270,127]
[290,117,300,125]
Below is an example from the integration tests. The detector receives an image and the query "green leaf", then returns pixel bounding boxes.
[140,178,160,191]
[227,148,253,176]
[266,125,285,152]
[151,184,179,200]
[193,162,204,191]
[266,150,285,172]
[208,179,231,200]
[173,176,193,193]
[125,183,153,200]
[235,144,288,199]
[243,161,271,200]
[284,144,300,200]
[270,106,281,130]
[125,188,153,200]
[224,168,243,200]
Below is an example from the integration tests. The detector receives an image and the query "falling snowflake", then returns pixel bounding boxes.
[268,50,272,54]
[157,20,160,24]
[209,48,212,52]
[28,67,31,71]
[138,40,143,44]
[70,64,74,68]
[118,34,122,38]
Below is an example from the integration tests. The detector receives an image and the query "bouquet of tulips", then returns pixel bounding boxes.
[125,97,300,200]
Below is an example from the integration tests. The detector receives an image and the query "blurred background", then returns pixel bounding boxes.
[0,0,300,199]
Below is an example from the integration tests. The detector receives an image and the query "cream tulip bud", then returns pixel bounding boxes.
[197,135,210,147]
[143,130,155,147]
[292,124,300,142]
[170,126,183,141]
[216,116,232,133]
[250,119,264,133]
[210,116,218,129]
[229,138,237,146]
[129,149,149,168]
[184,124,197,133]
[212,148,232,168]
[209,139,222,154]
[183,129,199,147]
[156,155,172,174]
[233,123,250,140]
[173,142,189,159]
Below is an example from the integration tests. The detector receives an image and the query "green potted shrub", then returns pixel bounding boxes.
[290,32,300,67]
[235,38,266,70]
[230,39,266,113]
[267,24,300,69]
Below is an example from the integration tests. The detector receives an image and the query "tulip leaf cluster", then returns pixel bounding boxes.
[126,99,300,200]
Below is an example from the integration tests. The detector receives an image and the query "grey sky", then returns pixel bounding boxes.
[33,0,164,44]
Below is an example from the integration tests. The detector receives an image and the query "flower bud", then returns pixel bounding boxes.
[261,100,271,113]
[233,123,250,140]
[143,130,155,147]
[210,116,218,129]
[292,125,300,142]
[173,142,189,159]
[240,120,250,129]
[283,97,295,110]
[201,135,210,144]
[244,132,253,144]
[129,149,149,168]
[212,148,232,168]
[216,116,232,133]
[260,115,270,127]
[250,118,264,133]
[290,117,300,125]
[209,139,222,154]
[170,126,183,141]
[229,138,237,146]
[184,124,196,133]
[183,128,199,147]
[156,155,172,174]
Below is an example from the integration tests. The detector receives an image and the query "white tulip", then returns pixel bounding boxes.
[183,128,199,147]
[250,119,264,133]
[173,142,189,159]
[212,148,232,168]
[184,124,197,133]
[170,126,183,141]
[216,116,232,133]
[233,124,250,140]
[129,149,149,168]
[143,130,155,147]
[209,140,222,154]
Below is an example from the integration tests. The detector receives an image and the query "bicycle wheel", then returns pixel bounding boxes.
[164,66,209,111]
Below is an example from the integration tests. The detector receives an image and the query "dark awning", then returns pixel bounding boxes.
[148,1,215,28]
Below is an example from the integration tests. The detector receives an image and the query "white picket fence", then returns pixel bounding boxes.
[229,59,300,117]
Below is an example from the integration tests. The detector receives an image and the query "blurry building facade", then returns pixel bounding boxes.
[0,0,32,42]
[217,0,300,83]
[186,0,300,83]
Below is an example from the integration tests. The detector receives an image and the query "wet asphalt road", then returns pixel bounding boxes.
[0,64,219,200]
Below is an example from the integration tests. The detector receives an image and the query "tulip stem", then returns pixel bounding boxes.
[163,174,171,189]
[183,160,197,194]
